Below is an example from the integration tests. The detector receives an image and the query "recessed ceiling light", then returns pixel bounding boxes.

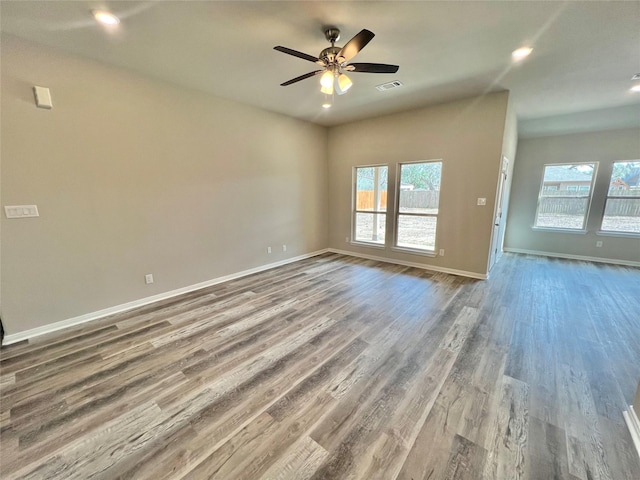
[92,10,120,26]
[631,85,640,92]
[512,47,533,60]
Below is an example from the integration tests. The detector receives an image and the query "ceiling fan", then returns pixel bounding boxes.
[274,27,399,97]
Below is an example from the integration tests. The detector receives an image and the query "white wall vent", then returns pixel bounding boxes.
[375,80,403,91]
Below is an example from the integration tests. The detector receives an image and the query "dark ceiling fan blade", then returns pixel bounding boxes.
[346,63,399,74]
[280,70,323,86]
[274,46,319,63]
[336,29,375,63]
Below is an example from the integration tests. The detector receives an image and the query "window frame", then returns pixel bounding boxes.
[598,160,640,237]
[533,162,598,233]
[351,164,389,248]
[392,159,443,255]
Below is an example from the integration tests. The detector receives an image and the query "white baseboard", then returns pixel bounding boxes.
[327,248,487,280]
[3,249,329,345]
[503,247,640,267]
[623,405,640,460]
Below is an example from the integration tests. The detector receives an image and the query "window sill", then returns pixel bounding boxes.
[596,230,640,238]
[350,241,386,250]
[532,227,587,235]
[391,246,437,257]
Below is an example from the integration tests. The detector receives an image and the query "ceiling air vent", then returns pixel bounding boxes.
[632,73,640,80]
[376,80,403,91]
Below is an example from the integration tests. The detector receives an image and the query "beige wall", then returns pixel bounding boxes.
[1,36,328,335]
[327,92,510,276]
[504,128,640,263]
[1,37,515,337]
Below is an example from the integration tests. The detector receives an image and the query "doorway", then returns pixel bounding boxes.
[489,156,510,271]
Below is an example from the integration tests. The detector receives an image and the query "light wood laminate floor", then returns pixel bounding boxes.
[1,253,639,479]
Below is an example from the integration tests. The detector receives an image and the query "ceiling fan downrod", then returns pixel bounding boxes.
[320,27,342,64]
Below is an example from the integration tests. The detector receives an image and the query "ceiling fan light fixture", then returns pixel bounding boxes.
[320,69,334,94]
[320,70,334,89]
[337,73,353,94]
[320,83,334,95]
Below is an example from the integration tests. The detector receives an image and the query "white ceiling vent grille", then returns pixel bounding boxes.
[376,80,403,91]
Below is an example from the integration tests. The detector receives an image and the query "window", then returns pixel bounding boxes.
[353,165,388,245]
[395,161,442,252]
[601,160,640,234]
[534,163,596,230]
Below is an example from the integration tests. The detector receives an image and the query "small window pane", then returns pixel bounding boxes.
[395,161,442,252]
[535,198,589,229]
[356,166,388,212]
[355,213,386,244]
[399,163,441,214]
[396,215,437,251]
[534,163,595,230]
[601,161,640,234]
[601,199,640,233]
[608,161,640,195]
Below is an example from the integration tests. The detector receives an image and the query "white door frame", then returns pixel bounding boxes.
[489,156,510,271]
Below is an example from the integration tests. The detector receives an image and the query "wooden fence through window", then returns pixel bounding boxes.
[357,191,440,210]
[539,197,640,216]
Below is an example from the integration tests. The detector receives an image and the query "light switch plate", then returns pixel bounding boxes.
[5,205,39,218]
[33,86,53,109]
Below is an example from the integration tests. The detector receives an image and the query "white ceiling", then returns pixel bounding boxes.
[2,1,640,131]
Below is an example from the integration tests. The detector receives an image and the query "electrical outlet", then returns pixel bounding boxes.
[596,241,603,247]
[282,244,287,252]
[267,246,272,254]
[145,274,154,284]
[439,249,445,256]
[477,198,487,206]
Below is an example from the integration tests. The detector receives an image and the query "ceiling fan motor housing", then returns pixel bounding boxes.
[319,46,342,64]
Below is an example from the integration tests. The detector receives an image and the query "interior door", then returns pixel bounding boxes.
[489,157,509,270]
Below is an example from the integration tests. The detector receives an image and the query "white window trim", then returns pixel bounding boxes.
[532,226,588,234]
[391,246,437,257]
[351,164,389,247]
[393,159,443,253]
[596,230,640,238]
